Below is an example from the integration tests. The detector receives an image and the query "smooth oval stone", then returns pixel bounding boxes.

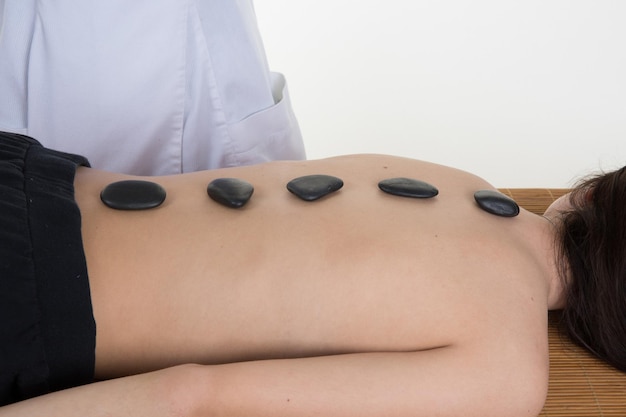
[474,190,520,217]
[100,180,166,210]
[378,177,439,198]
[207,178,254,208]
[286,174,344,201]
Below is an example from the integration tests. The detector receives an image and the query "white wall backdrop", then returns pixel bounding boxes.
[255,1,626,187]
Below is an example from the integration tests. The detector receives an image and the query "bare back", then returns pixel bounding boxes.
[74,155,553,386]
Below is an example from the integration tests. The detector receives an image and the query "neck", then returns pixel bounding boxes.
[542,216,565,310]
[530,214,567,310]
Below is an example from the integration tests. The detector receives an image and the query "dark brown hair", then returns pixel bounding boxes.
[556,165,626,372]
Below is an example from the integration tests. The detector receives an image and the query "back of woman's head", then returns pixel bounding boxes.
[557,165,626,372]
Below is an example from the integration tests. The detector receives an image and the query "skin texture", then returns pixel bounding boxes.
[1,154,568,416]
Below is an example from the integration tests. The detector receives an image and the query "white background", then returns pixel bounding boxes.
[256,1,626,187]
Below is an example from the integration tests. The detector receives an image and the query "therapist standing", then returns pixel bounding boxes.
[0,0,306,175]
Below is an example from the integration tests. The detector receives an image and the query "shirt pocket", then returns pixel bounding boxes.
[225,72,306,166]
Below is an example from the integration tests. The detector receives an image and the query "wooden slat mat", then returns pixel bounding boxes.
[500,188,570,215]
[541,312,626,416]
[501,189,626,415]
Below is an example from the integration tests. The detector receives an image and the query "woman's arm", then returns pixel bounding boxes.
[1,348,546,417]
[205,348,546,417]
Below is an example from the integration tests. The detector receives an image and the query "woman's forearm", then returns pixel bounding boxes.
[0,365,210,417]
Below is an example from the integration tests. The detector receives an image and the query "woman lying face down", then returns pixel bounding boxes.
[1,134,625,417]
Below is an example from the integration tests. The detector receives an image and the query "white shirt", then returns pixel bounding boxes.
[0,0,305,175]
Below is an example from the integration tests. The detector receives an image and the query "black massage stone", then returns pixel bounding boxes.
[378,177,439,198]
[474,190,520,217]
[207,178,254,208]
[286,174,344,201]
[100,180,166,210]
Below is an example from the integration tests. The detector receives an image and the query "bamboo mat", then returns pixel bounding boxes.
[501,189,626,416]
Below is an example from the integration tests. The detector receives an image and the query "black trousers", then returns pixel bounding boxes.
[0,132,95,405]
